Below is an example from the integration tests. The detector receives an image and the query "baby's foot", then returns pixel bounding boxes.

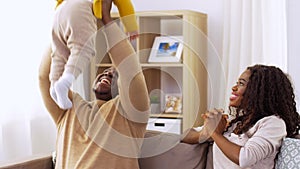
[50,84,58,103]
[54,73,74,109]
[55,81,72,109]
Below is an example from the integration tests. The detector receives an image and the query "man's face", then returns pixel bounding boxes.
[93,67,118,101]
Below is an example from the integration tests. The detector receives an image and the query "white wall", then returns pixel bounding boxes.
[287,0,300,111]
[129,0,225,57]
[0,1,55,116]
[128,0,300,111]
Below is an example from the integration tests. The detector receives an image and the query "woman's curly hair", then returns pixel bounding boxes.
[229,64,300,138]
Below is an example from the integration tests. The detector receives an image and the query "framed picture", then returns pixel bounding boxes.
[148,36,183,63]
[164,94,182,114]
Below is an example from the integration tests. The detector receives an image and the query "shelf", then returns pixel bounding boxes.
[91,10,208,134]
[111,10,207,19]
[96,63,112,67]
[141,63,183,68]
[150,113,183,119]
[96,63,183,68]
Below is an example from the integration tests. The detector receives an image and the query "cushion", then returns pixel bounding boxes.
[0,154,53,169]
[275,137,300,169]
[139,130,210,169]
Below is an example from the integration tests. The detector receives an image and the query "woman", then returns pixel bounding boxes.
[182,64,300,169]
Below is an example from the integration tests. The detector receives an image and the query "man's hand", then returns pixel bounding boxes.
[127,31,139,41]
[102,0,113,25]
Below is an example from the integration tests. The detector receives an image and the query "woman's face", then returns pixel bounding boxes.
[229,69,251,107]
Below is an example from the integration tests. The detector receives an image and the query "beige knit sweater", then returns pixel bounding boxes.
[39,23,149,169]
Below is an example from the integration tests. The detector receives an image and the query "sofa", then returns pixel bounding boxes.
[0,131,299,169]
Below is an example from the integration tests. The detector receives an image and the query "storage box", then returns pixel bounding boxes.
[146,118,182,134]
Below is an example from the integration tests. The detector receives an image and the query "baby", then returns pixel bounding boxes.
[50,0,138,109]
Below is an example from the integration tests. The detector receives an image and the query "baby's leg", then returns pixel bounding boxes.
[50,56,66,83]
[49,55,66,103]
[53,0,97,109]
[50,1,71,104]
[53,72,74,109]
[63,0,97,78]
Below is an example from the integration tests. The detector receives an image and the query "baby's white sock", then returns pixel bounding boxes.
[50,84,58,103]
[54,73,75,109]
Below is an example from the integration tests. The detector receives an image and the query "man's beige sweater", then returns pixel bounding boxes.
[39,23,149,169]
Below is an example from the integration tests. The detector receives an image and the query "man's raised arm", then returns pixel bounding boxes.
[38,45,66,125]
[101,23,150,119]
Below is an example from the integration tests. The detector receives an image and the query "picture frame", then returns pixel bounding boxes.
[148,36,184,63]
[164,94,182,114]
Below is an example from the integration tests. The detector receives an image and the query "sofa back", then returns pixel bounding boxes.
[139,131,300,169]
[0,132,298,169]
[138,130,213,169]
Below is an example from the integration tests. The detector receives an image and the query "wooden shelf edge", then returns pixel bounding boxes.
[96,63,112,67]
[111,10,207,18]
[150,113,183,119]
[141,63,183,67]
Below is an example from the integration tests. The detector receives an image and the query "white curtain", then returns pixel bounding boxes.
[0,0,57,164]
[218,0,287,108]
[0,113,56,164]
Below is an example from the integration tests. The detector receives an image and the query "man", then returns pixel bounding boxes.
[39,22,150,168]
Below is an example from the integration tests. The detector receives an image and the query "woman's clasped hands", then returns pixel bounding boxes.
[201,108,229,138]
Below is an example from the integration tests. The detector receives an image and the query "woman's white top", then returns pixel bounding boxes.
[213,115,286,169]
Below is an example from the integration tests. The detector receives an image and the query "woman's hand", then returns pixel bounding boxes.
[181,109,228,144]
[215,113,228,135]
[202,108,228,137]
[181,128,201,144]
[204,109,240,165]
[181,127,211,144]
